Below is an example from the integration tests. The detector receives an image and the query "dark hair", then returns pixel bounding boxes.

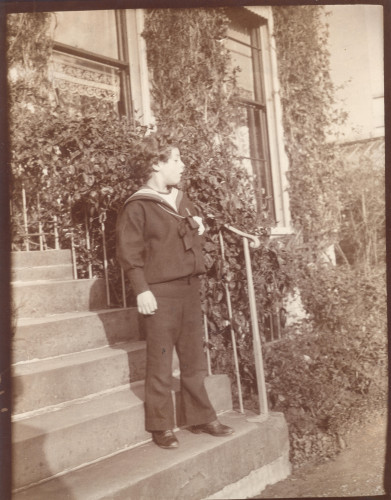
[143,130,178,166]
[132,130,179,185]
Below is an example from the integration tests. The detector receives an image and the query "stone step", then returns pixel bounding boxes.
[13,411,290,500]
[12,375,232,491]
[12,341,146,415]
[13,308,140,363]
[12,278,107,318]
[12,263,74,282]
[11,250,72,268]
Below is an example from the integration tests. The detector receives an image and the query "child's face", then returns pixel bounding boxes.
[158,147,185,186]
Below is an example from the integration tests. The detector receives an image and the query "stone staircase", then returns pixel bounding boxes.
[11,249,291,499]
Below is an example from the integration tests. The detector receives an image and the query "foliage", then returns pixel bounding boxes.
[7,13,54,106]
[264,261,387,466]
[336,143,386,270]
[267,329,386,465]
[142,8,261,228]
[230,226,387,466]
[272,6,346,245]
[10,102,151,282]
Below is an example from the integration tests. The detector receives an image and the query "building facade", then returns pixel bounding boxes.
[49,6,292,235]
[49,5,384,231]
[326,4,384,142]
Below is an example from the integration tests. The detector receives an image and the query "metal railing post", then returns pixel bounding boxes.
[120,268,127,308]
[22,186,29,251]
[100,213,111,307]
[36,194,44,251]
[84,212,93,279]
[219,231,244,414]
[243,236,269,419]
[70,229,78,280]
[53,215,60,250]
[203,313,212,376]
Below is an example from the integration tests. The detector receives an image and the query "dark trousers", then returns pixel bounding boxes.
[141,277,217,431]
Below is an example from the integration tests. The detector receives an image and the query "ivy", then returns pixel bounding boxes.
[7,13,54,106]
[273,6,345,245]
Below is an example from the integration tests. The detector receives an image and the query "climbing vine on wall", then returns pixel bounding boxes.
[272,6,345,246]
[7,13,54,105]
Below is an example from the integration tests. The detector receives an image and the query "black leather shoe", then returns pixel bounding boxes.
[152,430,179,449]
[189,419,234,437]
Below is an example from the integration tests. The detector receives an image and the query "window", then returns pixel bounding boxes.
[51,10,132,117]
[226,9,275,221]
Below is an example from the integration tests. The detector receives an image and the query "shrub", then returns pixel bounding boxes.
[336,145,386,269]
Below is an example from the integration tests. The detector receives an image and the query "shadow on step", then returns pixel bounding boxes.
[14,423,76,499]
[94,283,148,426]
[13,380,76,499]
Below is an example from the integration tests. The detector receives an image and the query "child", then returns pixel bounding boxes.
[116,132,233,449]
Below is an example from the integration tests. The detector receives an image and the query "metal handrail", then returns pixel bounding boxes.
[221,223,269,420]
[219,230,244,414]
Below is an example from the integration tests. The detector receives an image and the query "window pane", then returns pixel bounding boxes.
[234,106,253,175]
[226,38,254,100]
[228,20,252,44]
[51,51,121,114]
[233,105,275,218]
[53,10,118,59]
[227,13,276,221]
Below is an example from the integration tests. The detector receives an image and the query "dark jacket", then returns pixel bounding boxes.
[116,187,206,295]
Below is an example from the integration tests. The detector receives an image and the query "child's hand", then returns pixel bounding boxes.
[137,290,158,315]
[193,216,205,235]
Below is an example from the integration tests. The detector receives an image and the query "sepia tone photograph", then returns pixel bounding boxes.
[1,1,389,498]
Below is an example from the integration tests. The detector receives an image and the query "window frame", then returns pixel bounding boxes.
[226,9,276,221]
[52,9,133,119]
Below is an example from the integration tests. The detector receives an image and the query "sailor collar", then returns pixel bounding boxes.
[124,186,200,250]
[124,186,183,213]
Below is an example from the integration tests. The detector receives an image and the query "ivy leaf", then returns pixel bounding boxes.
[83,173,95,186]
